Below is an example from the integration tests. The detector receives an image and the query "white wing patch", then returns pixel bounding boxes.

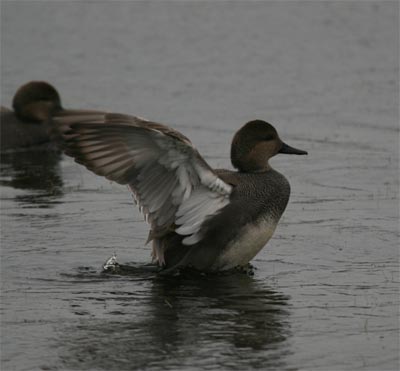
[176,186,231,245]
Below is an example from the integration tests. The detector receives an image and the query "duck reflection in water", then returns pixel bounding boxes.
[0,148,63,205]
[58,272,292,370]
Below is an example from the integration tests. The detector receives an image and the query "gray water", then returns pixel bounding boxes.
[1,2,399,370]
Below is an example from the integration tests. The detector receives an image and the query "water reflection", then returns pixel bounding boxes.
[59,272,292,370]
[0,147,63,206]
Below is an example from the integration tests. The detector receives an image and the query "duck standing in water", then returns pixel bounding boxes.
[1,81,63,151]
[52,112,307,273]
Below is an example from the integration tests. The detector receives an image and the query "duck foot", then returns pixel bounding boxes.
[234,263,256,276]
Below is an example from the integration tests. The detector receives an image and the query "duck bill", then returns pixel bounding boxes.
[279,142,308,155]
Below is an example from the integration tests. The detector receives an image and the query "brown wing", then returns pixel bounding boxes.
[52,112,232,245]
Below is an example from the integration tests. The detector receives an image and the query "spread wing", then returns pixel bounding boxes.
[52,112,232,245]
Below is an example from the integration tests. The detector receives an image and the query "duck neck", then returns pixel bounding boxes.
[233,156,271,173]
[231,143,273,172]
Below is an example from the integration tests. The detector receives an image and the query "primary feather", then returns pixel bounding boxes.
[52,112,232,248]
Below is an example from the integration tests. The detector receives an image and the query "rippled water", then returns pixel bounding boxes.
[1,2,399,370]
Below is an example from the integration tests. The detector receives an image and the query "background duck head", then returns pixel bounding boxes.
[12,81,62,122]
[1,81,62,151]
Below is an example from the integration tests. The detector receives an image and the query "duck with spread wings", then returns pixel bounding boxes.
[52,111,307,273]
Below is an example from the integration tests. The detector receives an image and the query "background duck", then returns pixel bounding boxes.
[0,81,62,151]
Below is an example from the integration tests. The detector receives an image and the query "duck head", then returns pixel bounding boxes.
[231,120,307,172]
[12,81,62,122]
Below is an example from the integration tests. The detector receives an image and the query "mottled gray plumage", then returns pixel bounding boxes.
[51,112,307,273]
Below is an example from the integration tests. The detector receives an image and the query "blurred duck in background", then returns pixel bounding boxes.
[0,81,68,199]
[0,81,63,151]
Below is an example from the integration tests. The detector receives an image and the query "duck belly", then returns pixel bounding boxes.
[213,217,278,270]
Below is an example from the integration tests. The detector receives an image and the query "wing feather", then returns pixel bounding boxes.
[52,111,232,245]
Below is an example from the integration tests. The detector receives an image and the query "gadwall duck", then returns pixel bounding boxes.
[52,113,307,273]
[1,81,63,151]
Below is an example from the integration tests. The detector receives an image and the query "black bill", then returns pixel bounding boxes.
[279,142,308,155]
